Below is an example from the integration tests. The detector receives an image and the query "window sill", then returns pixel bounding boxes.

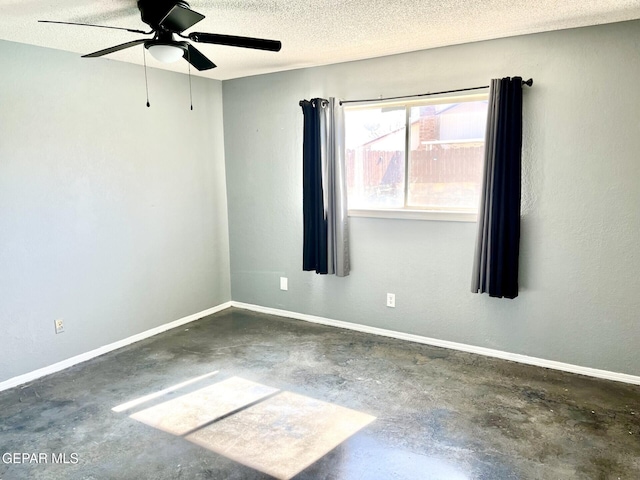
[348,208,477,222]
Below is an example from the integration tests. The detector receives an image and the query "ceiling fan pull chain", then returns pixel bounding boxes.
[142,46,151,108]
[188,49,194,111]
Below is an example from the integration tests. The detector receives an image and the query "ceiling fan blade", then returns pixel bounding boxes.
[38,20,150,35]
[184,44,217,71]
[188,32,281,52]
[82,39,147,58]
[160,4,205,33]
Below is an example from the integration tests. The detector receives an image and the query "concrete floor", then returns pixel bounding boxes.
[1,307,639,479]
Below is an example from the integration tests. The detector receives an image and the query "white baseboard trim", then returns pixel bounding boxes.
[231,301,640,386]
[0,302,233,393]
[4,300,638,392]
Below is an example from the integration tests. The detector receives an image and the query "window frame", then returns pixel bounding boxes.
[344,91,489,222]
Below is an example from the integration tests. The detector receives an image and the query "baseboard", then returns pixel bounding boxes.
[230,301,640,386]
[0,302,233,393]
[4,300,638,392]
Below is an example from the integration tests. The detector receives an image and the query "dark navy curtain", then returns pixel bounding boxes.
[301,99,329,274]
[472,77,523,299]
[300,98,350,276]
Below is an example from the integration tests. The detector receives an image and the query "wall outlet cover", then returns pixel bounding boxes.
[54,319,65,334]
[387,293,395,308]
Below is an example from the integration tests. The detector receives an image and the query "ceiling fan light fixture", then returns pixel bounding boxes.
[147,43,184,63]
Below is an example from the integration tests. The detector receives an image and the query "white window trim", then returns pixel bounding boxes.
[348,208,477,223]
[344,92,487,223]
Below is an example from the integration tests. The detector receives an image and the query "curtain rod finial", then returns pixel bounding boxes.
[523,78,533,87]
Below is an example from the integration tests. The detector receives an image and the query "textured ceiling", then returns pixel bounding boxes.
[1,0,639,80]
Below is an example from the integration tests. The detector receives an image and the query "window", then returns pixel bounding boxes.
[344,93,488,220]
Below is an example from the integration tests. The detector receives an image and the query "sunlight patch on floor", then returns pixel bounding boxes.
[186,390,376,479]
[112,371,219,413]
[116,374,376,479]
[130,377,278,436]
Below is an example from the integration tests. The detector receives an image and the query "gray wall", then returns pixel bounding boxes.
[0,41,231,382]
[223,21,640,376]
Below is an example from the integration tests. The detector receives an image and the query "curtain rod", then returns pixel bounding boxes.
[338,78,533,106]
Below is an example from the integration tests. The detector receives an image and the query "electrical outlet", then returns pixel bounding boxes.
[54,319,64,334]
[387,293,396,308]
[280,277,288,291]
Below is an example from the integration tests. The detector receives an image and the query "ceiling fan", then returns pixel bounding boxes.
[39,0,282,71]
